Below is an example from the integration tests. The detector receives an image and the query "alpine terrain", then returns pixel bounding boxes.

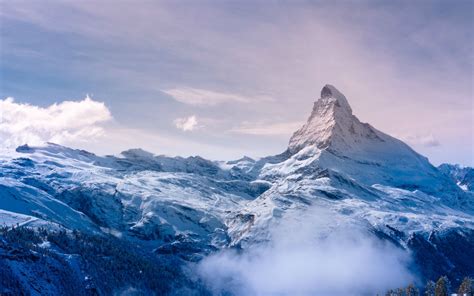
[1,85,473,295]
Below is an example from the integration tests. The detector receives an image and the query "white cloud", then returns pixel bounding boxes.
[198,207,415,296]
[230,121,303,136]
[174,115,198,131]
[163,87,273,106]
[401,134,441,148]
[0,96,112,148]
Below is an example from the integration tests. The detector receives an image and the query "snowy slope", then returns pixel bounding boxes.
[0,143,260,258]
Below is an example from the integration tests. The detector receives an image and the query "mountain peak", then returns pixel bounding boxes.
[320,84,352,114]
[288,84,355,153]
[285,85,463,199]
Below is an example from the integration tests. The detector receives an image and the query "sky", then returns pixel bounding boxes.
[0,0,473,165]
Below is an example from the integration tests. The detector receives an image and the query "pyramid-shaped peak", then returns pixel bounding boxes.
[288,84,369,154]
[320,84,352,114]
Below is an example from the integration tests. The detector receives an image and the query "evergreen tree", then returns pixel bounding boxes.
[457,277,473,296]
[425,280,435,296]
[435,276,450,296]
[406,283,420,296]
[395,288,405,296]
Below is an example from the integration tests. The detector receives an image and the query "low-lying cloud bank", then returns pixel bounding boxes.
[0,96,112,148]
[198,208,416,296]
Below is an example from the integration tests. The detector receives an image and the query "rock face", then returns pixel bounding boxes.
[289,84,354,153]
[0,84,473,293]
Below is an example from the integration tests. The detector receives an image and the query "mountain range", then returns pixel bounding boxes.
[1,85,472,295]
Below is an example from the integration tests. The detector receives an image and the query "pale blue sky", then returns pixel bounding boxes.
[0,0,472,165]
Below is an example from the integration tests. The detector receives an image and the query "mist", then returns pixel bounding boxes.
[197,207,416,296]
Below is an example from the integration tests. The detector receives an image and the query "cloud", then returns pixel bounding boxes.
[174,115,198,131]
[230,121,303,136]
[402,134,441,148]
[198,207,416,296]
[0,96,112,148]
[163,87,273,106]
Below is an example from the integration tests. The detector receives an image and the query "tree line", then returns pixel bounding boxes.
[384,276,473,296]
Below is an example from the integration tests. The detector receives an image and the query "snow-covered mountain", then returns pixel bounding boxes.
[1,143,261,257]
[226,85,473,282]
[438,163,474,192]
[287,85,462,199]
[1,85,473,295]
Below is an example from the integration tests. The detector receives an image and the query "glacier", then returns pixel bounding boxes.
[0,85,473,295]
